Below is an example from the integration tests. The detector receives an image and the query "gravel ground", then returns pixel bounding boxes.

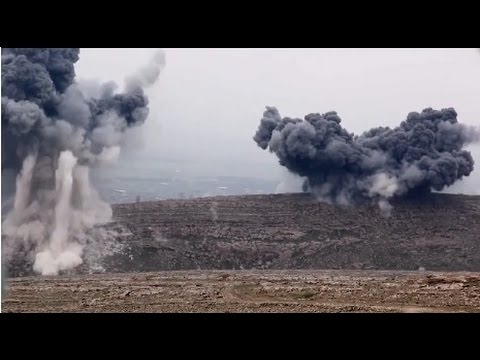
[3,270,480,313]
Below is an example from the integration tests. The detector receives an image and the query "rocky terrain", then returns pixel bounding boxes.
[5,192,480,277]
[3,270,480,312]
[4,192,480,313]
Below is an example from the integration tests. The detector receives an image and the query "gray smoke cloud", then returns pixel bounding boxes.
[2,48,165,275]
[254,106,479,212]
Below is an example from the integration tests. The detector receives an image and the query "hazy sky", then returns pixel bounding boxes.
[75,48,480,192]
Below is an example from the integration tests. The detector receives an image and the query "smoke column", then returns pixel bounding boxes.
[254,106,479,212]
[2,48,165,275]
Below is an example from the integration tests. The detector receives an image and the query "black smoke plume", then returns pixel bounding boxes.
[254,106,479,212]
[2,48,165,275]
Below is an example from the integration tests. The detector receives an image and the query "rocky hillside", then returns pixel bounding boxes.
[5,193,480,277]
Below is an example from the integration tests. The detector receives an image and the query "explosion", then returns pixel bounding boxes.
[1,48,165,275]
[254,106,479,213]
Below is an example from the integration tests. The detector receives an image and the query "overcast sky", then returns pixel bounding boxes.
[75,48,480,193]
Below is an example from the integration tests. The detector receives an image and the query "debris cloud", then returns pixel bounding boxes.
[2,48,165,275]
[254,106,479,211]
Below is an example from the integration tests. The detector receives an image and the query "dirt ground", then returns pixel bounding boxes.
[2,270,480,313]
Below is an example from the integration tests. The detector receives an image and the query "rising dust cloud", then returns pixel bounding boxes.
[1,48,165,275]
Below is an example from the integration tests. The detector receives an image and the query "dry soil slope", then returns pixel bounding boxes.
[101,192,480,273]
[6,192,480,277]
